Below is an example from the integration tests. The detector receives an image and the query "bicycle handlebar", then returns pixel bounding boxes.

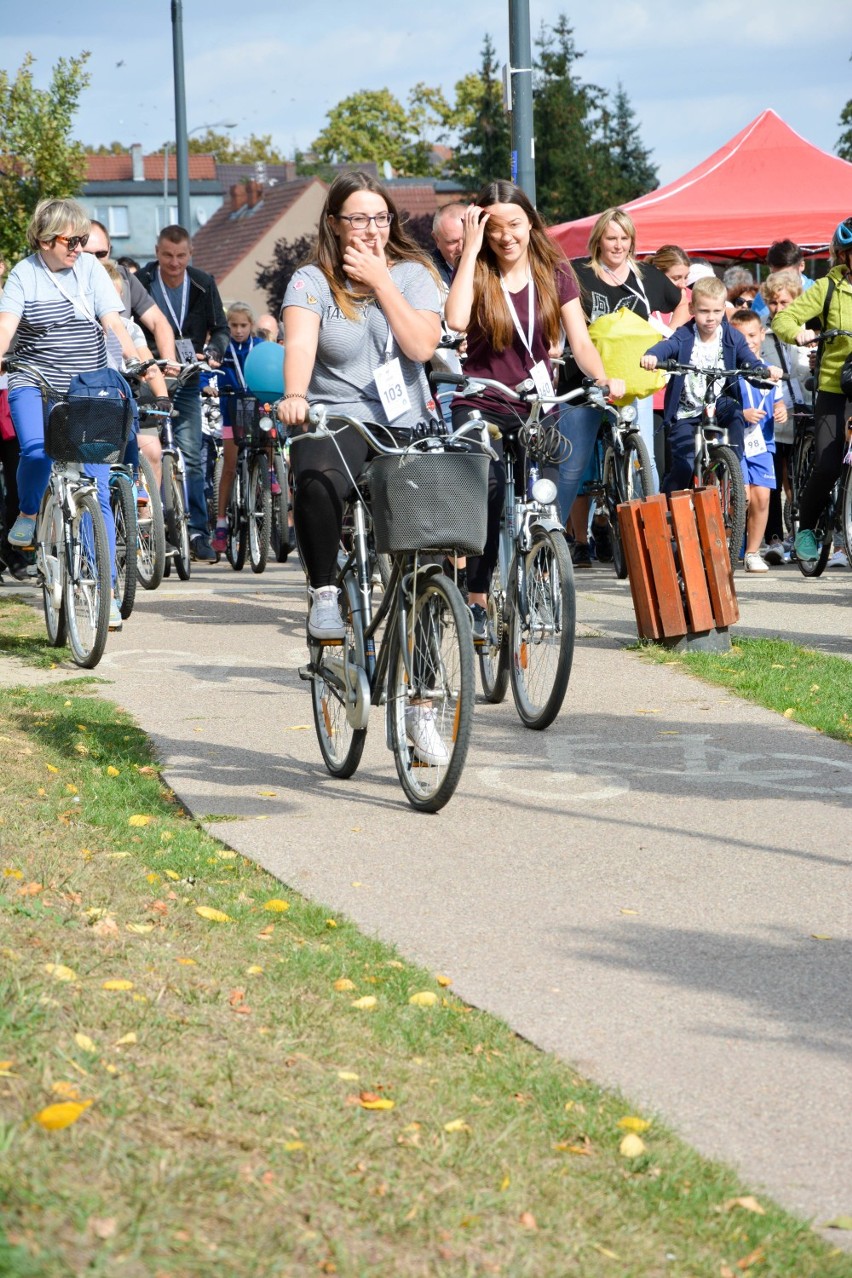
[449,372,610,409]
[654,359,782,385]
[302,406,498,460]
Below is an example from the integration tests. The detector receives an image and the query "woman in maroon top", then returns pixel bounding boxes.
[445,180,622,635]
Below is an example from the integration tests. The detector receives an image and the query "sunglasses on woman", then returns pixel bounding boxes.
[53,234,90,251]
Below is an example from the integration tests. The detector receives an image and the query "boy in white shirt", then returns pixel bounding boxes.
[730,309,785,572]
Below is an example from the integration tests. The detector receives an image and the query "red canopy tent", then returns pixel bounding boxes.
[549,109,852,261]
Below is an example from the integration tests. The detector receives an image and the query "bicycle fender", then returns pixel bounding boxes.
[530,517,562,537]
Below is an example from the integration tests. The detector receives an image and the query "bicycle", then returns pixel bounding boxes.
[789,329,852,577]
[213,391,275,573]
[297,408,488,813]
[577,394,654,579]
[4,357,135,668]
[443,373,578,730]
[269,422,294,563]
[109,462,137,619]
[654,359,762,564]
[133,445,166,591]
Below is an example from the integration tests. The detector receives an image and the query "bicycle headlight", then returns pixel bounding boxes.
[619,404,637,424]
[531,477,558,505]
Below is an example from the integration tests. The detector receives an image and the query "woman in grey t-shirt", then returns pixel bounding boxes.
[279,171,441,641]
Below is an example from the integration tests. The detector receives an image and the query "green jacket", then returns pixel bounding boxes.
[771,266,852,395]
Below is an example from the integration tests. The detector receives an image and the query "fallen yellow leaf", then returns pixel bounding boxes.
[359,1096,395,1111]
[721,1196,765,1215]
[32,1099,93,1130]
[128,814,153,826]
[74,1033,97,1052]
[217,850,237,860]
[164,870,180,881]
[246,964,264,976]
[113,1033,137,1048]
[176,957,197,966]
[500,1175,511,1191]
[102,979,134,991]
[338,1071,359,1081]
[619,1133,646,1157]
[783,708,795,719]
[195,907,232,923]
[617,1116,651,1134]
[283,1139,305,1151]
[823,1216,852,1230]
[65,783,78,795]
[325,919,338,928]
[44,963,77,983]
[334,978,356,992]
[51,1081,81,1100]
[351,996,377,1010]
[811,933,833,941]
[263,899,290,912]
[444,1119,470,1133]
[126,923,154,935]
[0,1061,16,1077]
[106,766,120,777]
[3,868,23,879]
[436,974,452,987]
[146,873,161,885]
[46,764,59,773]
[257,790,277,797]
[409,991,438,1007]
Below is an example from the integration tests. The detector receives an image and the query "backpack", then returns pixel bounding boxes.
[66,367,138,427]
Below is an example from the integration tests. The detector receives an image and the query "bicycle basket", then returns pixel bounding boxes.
[44,395,133,465]
[368,449,488,555]
[231,395,273,446]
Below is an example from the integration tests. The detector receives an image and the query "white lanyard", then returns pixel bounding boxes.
[157,268,188,336]
[39,256,98,325]
[501,271,535,359]
[228,341,248,390]
[741,378,773,418]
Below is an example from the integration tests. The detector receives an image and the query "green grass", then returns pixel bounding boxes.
[1,682,851,1276]
[637,637,852,744]
[0,595,60,668]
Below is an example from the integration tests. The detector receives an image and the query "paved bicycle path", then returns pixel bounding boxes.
[2,558,850,1237]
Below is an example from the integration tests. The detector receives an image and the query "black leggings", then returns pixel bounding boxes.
[290,426,373,588]
[799,391,849,529]
[451,405,558,595]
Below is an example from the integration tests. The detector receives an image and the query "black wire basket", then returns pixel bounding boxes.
[369,449,489,555]
[231,395,274,446]
[44,395,134,465]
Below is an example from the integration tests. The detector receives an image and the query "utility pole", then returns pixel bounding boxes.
[508,0,535,202]
[171,0,190,230]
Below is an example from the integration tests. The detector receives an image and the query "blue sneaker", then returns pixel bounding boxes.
[794,528,819,562]
[109,598,123,631]
[8,515,37,549]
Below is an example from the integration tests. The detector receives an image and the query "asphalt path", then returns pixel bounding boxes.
[3,553,850,1236]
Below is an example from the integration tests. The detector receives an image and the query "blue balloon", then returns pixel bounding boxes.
[244,341,285,396]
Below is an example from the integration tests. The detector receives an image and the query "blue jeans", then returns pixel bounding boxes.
[662,398,745,494]
[9,385,116,580]
[172,386,207,538]
[557,403,601,525]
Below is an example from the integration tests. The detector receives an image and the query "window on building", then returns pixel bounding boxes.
[93,205,130,239]
[155,205,180,233]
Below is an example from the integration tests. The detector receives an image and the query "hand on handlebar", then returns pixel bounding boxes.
[277,394,309,430]
[795,327,818,347]
[601,377,626,400]
[640,354,658,370]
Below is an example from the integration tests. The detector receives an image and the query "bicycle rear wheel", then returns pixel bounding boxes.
[388,573,474,812]
[136,454,165,590]
[841,465,852,565]
[111,471,137,619]
[37,487,66,647]
[509,528,575,730]
[606,435,653,579]
[226,466,247,571]
[478,559,509,703]
[162,455,191,580]
[310,570,368,778]
[270,450,292,562]
[706,444,746,567]
[63,489,110,669]
[248,454,271,573]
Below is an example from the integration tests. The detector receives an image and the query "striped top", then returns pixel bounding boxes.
[0,253,121,395]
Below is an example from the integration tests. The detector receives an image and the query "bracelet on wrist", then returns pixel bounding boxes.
[283,391,308,400]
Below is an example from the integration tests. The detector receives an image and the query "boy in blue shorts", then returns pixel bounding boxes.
[729,308,786,572]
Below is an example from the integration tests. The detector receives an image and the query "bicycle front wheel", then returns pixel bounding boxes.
[270,450,292,563]
[388,573,474,813]
[706,445,746,567]
[606,435,653,579]
[248,455,271,573]
[509,529,575,730]
[63,490,110,669]
[163,455,191,580]
[111,472,137,619]
[136,454,165,590]
[478,558,509,703]
[37,487,66,647]
[310,570,368,779]
[226,467,247,571]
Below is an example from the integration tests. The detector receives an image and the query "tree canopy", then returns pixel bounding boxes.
[837,62,852,163]
[0,52,90,266]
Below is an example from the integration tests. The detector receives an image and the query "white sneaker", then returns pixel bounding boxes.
[827,549,850,569]
[308,586,345,641]
[744,552,769,573]
[763,538,787,566]
[405,704,450,767]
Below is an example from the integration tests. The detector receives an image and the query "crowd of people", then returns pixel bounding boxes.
[0,184,850,655]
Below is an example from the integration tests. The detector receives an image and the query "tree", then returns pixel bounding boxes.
[86,140,127,156]
[451,35,511,188]
[312,89,416,174]
[184,130,287,164]
[256,233,317,317]
[837,64,852,162]
[600,83,658,204]
[0,52,90,266]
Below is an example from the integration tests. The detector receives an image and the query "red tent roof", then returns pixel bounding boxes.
[550,110,852,260]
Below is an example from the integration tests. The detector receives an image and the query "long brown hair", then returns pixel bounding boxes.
[310,171,436,321]
[470,181,572,353]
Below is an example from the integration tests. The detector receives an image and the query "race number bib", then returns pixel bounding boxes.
[743,422,767,458]
[374,358,411,423]
[176,338,197,364]
[530,359,554,400]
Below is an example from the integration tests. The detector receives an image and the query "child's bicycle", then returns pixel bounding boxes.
[577,395,654,579]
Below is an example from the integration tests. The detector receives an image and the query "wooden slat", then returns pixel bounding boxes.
[693,488,739,626]
[640,495,687,637]
[617,500,661,639]
[668,491,715,633]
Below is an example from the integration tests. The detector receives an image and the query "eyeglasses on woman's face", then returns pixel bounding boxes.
[52,234,89,251]
[335,212,393,230]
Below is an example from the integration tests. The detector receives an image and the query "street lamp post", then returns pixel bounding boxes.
[508,0,536,203]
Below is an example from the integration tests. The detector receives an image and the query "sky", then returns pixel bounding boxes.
[4,0,851,186]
